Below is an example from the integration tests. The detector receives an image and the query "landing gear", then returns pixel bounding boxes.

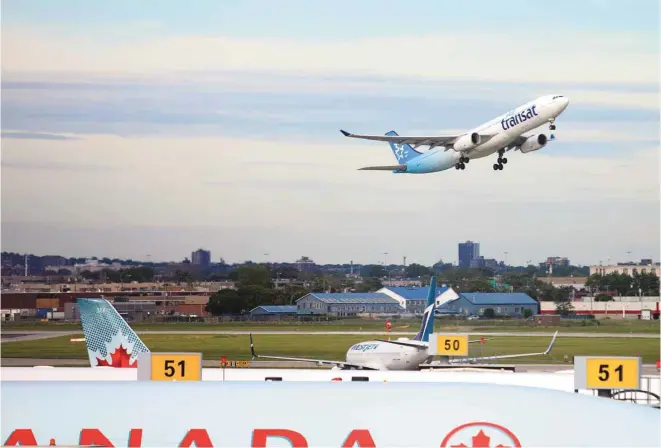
[455,156,469,170]
[549,118,556,131]
[493,149,507,170]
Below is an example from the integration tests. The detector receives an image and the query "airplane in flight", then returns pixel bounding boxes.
[250,277,558,370]
[340,94,569,173]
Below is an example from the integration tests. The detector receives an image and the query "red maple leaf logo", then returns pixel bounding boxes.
[95,344,137,368]
[441,422,521,448]
[450,430,511,448]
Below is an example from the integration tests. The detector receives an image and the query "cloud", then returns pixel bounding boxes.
[1,132,657,225]
[1,130,82,140]
[2,27,656,85]
[1,161,114,172]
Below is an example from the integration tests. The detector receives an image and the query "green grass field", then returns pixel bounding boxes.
[2,333,659,364]
[2,318,660,333]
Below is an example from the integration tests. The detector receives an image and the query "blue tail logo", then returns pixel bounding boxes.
[413,276,436,342]
[77,298,150,368]
[386,130,422,163]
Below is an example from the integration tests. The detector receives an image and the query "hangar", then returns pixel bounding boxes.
[378,285,459,314]
[249,305,298,321]
[296,293,404,317]
[438,292,539,317]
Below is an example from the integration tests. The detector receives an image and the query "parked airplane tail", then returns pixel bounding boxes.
[413,276,436,342]
[385,130,422,163]
[77,298,150,368]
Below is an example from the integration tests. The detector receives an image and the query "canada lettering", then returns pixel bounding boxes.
[501,105,538,130]
[3,428,378,447]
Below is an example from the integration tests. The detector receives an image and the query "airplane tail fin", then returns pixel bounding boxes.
[77,298,150,368]
[413,276,436,342]
[385,130,422,163]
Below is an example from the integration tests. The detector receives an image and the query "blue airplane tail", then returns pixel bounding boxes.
[413,276,436,342]
[386,130,422,164]
[77,298,150,368]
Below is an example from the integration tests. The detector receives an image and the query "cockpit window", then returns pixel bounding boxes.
[552,95,564,99]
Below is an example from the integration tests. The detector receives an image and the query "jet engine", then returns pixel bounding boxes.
[452,132,481,151]
[519,133,548,154]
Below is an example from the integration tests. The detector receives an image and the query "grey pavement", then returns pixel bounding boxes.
[2,358,659,375]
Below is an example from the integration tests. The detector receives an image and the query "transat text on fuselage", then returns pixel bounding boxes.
[500,105,538,130]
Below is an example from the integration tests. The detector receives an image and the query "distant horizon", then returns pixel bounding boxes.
[3,249,657,269]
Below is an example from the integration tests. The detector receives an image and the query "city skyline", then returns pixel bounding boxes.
[1,1,658,265]
[2,247,657,268]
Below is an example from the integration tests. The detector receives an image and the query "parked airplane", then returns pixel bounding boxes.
[340,95,569,173]
[250,277,558,370]
[78,297,150,368]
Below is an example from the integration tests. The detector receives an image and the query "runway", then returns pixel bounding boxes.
[2,358,659,374]
[1,330,659,343]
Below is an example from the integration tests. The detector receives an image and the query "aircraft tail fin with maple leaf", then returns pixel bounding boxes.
[77,298,151,368]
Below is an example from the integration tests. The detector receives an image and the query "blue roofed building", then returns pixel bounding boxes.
[296,292,404,317]
[437,293,539,317]
[249,305,299,320]
[379,285,460,314]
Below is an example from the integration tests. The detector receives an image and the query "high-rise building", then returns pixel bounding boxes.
[458,241,480,268]
[546,257,570,266]
[191,249,211,268]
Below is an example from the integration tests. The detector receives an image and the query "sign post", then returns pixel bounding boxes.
[137,352,203,382]
[428,334,469,357]
[221,355,227,381]
[573,356,641,395]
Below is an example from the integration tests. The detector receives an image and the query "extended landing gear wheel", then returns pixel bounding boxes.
[501,158,507,164]
[550,124,556,131]
[460,162,465,170]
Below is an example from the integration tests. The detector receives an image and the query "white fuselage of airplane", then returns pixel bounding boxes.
[345,340,431,370]
[403,95,569,173]
[460,95,568,160]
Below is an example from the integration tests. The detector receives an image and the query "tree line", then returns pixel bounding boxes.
[204,264,659,316]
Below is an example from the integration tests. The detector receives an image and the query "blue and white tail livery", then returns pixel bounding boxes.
[341,95,569,174]
[77,298,150,368]
[386,130,422,164]
[412,276,436,342]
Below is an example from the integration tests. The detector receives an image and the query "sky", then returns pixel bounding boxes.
[1,0,659,267]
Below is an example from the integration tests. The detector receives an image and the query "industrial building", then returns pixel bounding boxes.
[438,292,539,317]
[296,293,404,317]
[250,305,298,320]
[378,285,459,314]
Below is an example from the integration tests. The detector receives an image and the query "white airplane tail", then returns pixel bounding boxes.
[77,298,150,368]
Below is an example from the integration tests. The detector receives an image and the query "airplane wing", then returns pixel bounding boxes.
[340,129,497,150]
[249,334,376,370]
[358,165,406,171]
[341,129,458,146]
[448,331,558,364]
[375,339,428,349]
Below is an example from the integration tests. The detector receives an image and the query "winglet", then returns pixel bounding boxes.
[340,130,351,137]
[249,333,258,359]
[544,331,559,355]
